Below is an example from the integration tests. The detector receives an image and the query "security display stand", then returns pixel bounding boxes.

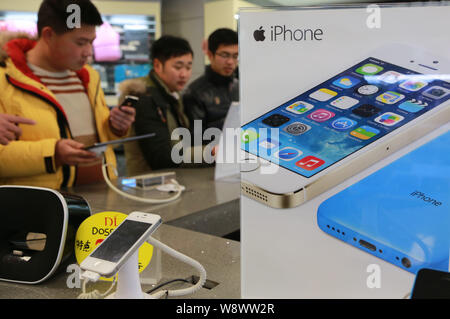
[106,251,154,299]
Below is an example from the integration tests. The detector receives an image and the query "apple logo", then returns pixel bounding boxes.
[253,26,265,41]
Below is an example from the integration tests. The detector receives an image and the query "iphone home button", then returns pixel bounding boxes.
[240,153,261,172]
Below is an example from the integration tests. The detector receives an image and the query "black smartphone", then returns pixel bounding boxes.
[119,95,139,112]
[411,268,450,299]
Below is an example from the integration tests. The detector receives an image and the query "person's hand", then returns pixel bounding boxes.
[0,114,36,145]
[54,139,99,167]
[109,106,136,135]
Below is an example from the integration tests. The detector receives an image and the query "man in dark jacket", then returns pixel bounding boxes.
[122,36,209,175]
[183,28,239,137]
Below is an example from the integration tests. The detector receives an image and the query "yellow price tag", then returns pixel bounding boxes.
[74,211,153,281]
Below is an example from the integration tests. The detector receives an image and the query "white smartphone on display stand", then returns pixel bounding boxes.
[241,43,450,208]
[80,212,162,277]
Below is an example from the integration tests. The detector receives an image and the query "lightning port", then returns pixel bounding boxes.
[359,239,376,252]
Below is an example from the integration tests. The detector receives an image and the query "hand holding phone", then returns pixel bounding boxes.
[80,212,162,278]
[55,139,99,167]
[110,96,139,134]
[119,96,139,113]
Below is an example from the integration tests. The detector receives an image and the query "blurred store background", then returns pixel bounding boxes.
[0,0,438,107]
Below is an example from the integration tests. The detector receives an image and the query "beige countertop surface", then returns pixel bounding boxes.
[0,167,241,299]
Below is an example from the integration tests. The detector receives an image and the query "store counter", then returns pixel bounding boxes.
[0,224,240,299]
[0,167,241,299]
[73,167,240,236]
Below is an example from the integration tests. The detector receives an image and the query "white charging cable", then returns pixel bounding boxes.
[147,237,207,299]
[77,271,117,299]
[101,160,184,204]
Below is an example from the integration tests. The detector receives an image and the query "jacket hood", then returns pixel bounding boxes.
[2,35,91,90]
[117,71,181,103]
[1,34,97,123]
[0,31,35,64]
[118,77,148,98]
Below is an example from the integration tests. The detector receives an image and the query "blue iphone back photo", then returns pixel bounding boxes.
[317,130,450,274]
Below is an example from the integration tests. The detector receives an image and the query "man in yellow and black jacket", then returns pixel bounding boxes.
[0,0,135,189]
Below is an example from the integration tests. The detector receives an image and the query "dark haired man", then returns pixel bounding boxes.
[0,0,135,189]
[121,35,197,175]
[183,28,239,134]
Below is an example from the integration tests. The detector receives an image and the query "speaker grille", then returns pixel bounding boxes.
[242,185,268,202]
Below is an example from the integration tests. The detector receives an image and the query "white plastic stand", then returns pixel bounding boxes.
[105,251,154,299]
[214,102,241,182]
